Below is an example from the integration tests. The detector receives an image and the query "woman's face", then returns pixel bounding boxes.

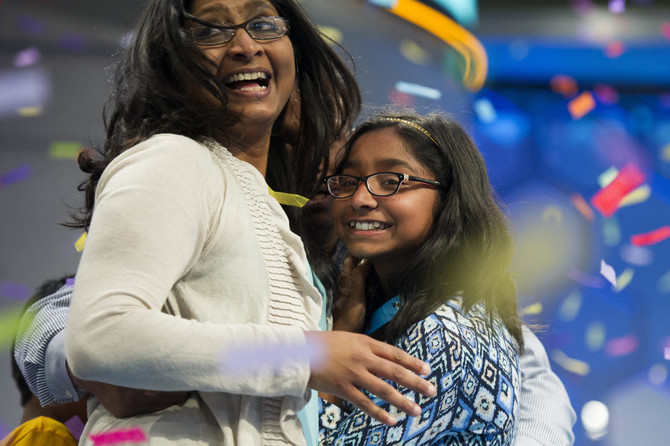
[331,127,440,278]
[188,0,296,134]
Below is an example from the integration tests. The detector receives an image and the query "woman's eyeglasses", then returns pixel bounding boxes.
[325,172,442,199]
[183,13,290,47]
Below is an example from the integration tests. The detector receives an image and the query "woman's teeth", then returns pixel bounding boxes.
[349,221,389,231]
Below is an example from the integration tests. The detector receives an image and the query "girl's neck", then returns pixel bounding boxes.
[373,264,399,298]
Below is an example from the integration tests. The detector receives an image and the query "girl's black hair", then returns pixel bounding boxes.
[338,110,524,350]
[66,0,360,285]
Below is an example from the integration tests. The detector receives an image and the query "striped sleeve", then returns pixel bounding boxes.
[13,285,86,406]
[514,327,576,446]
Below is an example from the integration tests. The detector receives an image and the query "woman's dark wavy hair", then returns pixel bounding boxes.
[337,110,524,350]
[68,0,361,238]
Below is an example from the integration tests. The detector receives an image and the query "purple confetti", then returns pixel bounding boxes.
[0,165,32,187]
[13,46,42,68]
[59,33,88,52]
[66,277,75,287]
[65,416,85,441]
[567,268,605,288]
[17,15,46,35]
[0,282,31,300]
[609,0,625,13]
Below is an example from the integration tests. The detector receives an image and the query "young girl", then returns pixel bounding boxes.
[320,111,524,445]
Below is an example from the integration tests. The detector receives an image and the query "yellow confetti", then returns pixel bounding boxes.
[620,184,651,207]
[399,39,431,66]
[49,141,83,159]
[0,304,25,350]
[661,143,670,162]
[520,302,542,316]
[17,106,43,117]
[597,166,619,188]
[585,321,606,351]
[268,187,309,208]
[551,349,590,376]
[75,232,87,252]
[317,25,343,44]
[656,270,670,294]
[614,268,634,292]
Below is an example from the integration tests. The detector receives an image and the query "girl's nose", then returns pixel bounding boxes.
[350,181,378,211]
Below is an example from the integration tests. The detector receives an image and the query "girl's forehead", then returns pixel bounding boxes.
[191,0,277,15]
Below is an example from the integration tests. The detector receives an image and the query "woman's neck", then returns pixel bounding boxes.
[218,126,272,177]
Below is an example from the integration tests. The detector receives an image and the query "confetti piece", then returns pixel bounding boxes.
[597,166,619,188]
[605,334,639,357]
[0,304,24,350]
[520,302,542,316]
[13,46,41,67]
[630,225,670,246]
[16,106,43,117]
[568,91,596,119]
[64,416,85,441]
[394,81,442,100]
[0,282,31,301]
[658,270,670,294]
[620,244,653,266]
[75,232,87,252]
[586,321,606,351]
[18,15,46,34]
[594,84,619,104]
[551,349,590,376]
[550,74,578,97]
[0,164,32,188]
[558,290,582,322]
[48,141,83,159]
[661,143,670,162]
[590,164,646,217]
[619,184,650,207]
[59,33,87,51]
[665,347,670,360]
[571,193,594,222]
[614,268,634,292]
[317,25,343,44]
[66,277,75,287]
[568,269,605,288]
[474,98,496,123]
[389,89,415,107]
[608,0,625,14]
[600,259,617,286]
[602,218,621,246]
[89,427,147,445]
[604,41,625,58]
[399,39,431,65]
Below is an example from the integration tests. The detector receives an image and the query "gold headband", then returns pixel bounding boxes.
[380,117,440,148]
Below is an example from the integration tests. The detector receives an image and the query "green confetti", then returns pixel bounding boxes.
[48,141,82,159]
[0,304,26,351]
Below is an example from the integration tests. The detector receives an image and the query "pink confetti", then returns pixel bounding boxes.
[568,91,596,119]
[605,334,639,357]
[571,193,595,222]
[590,164,646,217]
[630,225,670,246]
[604,41,625,58]
[661,22,670,40]
[89,427,147,445]
[665,347,670,360]
[550,74,578,97]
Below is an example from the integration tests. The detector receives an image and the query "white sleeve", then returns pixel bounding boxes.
[65,136,309,398]
[514,327,576,446]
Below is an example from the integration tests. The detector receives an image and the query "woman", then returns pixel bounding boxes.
[320,111,524,445]
[60,1,434,444]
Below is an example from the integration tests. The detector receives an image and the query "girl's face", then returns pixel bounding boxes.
[189,0,295,134]
[332,127,440,278]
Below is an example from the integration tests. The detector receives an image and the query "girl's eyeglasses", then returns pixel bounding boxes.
[325,172,443,199]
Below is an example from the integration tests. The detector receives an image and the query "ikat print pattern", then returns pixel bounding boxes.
[319,300,520,445]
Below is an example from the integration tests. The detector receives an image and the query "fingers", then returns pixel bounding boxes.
[342,386,398,426]
[369,342,436,398]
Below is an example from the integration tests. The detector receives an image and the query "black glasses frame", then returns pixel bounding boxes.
[181,3,289,47]
[325,172,443,199]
